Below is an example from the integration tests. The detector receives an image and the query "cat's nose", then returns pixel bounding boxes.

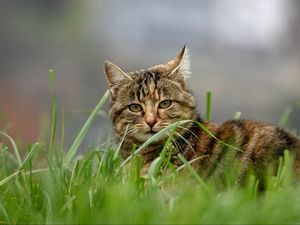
[145,115,157,128]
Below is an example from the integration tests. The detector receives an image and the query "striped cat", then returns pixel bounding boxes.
[103,46,300,180]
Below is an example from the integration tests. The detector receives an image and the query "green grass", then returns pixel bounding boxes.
[0,75,300,224]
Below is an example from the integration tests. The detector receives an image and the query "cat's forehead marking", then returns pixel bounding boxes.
[135,70,161,102]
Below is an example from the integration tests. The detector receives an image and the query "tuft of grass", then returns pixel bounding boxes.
[0,74,300,224]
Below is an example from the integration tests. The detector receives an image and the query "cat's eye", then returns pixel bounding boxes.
[159,100,172,109]
[128,104,143,112]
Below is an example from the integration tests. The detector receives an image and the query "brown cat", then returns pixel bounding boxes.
[103,45,300,180]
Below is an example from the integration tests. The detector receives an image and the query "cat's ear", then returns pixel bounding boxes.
[103,61,132,95]
[165,45,191,85]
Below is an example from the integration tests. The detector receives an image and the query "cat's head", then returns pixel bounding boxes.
[103,46,197,142]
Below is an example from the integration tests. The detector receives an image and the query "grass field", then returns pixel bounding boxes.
[0,72,300,224]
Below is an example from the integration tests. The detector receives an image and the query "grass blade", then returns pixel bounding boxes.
[147,127,176,178]
[194,121,243,153]
[0,132,22,168]
[64,90,110,167]
[178,153,208,190]
[114,124,129,160]
[147,157,163,178]
[0,170,21,186]
[48,69,57,161]
[278,105,293,128]
[0,199,11,224]
[206,91,212,121]
[233,111,241,120]
[175,155,208,172]
[278,101,300,128]
[20,143,40,170]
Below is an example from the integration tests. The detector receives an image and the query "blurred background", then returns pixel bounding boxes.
[1,0,300,146]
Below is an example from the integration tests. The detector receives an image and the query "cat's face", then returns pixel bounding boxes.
[104,46,197,142]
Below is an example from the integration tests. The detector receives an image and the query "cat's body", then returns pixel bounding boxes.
[103,46,300,179]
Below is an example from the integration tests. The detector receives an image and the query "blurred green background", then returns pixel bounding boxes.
[1,0,300,144]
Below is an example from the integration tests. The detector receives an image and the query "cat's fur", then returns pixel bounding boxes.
[103,46,300,179]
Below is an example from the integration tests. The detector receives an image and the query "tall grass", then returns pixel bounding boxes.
[0,73,300,224]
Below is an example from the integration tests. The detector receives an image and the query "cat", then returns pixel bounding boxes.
[103,45,300,181]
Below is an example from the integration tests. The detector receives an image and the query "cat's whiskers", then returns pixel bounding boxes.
[169,135,182,153]
[160,123,198,150]
[151,123,181,152]
[126,124,136,134]
[174,131,195,153]
[160,122,197,138]
[126,128,137,138]
[161,122,194,152]
[178,125,199,140]
[122,124,138,143]
[134,123,144,128]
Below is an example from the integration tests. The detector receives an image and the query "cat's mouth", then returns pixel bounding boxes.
[146,131,157,135]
